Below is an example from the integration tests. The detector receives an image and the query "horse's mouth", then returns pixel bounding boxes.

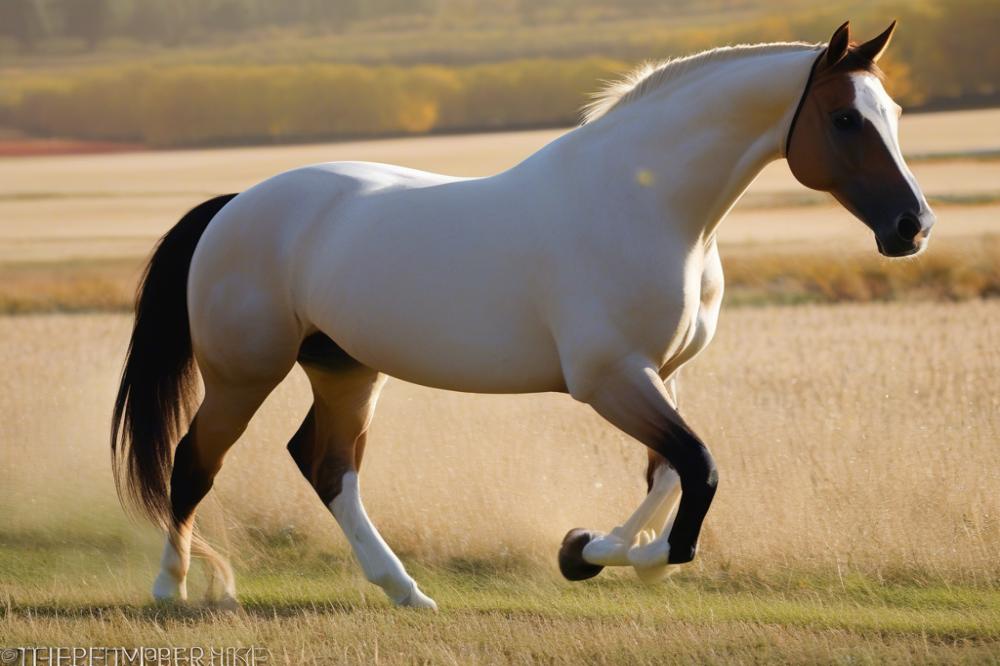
[876,235,924,258]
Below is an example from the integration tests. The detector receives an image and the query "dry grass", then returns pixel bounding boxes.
[3,302,998,578]
[2,302,998,661]
[2,302,998,662]
[0,259,140,313]
[723,235,1000,305]
[3,573,997,665]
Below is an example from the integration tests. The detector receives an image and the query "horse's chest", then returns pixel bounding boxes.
[650,248,723,375]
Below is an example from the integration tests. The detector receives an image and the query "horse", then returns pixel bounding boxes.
[112,20,935,609]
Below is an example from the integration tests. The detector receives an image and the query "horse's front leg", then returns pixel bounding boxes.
[574,378,683,576]
[558,356,718,580]
[560,456,680,582]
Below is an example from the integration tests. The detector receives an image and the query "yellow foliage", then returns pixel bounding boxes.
[4,0,997,147]
[9,59,625,146]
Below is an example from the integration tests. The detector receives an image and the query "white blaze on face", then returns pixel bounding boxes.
[850,73,926,210]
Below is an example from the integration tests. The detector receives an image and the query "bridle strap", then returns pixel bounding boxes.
[784,49,827,157]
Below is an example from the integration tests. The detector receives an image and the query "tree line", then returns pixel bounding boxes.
[0,0,787,51]
[0,1,996,147]
[5,59,624,146]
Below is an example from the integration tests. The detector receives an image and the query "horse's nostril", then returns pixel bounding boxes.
[897,214,921,242]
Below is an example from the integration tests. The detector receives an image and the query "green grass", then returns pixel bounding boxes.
[3,532,998,664]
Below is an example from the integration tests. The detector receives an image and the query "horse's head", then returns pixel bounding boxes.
[786,21,935,257]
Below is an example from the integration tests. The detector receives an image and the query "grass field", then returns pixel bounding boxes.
[4,558,998,664]
[2,302,998,662]
[1,109,999,663]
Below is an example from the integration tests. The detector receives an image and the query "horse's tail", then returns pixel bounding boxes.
[111,194,238,527]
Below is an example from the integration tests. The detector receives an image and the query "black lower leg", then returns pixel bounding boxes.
[653,420,719,565]
[286,407,318,480]
[286,405,353,506]
[169,431,216,527]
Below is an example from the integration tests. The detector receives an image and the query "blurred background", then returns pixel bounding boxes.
[0,0,997,147]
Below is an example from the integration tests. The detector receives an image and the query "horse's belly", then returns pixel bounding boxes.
[325,305,566,393]
[303,218,566,393]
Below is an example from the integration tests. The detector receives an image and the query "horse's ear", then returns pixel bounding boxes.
[823,21,851,70]
[854,20,897,64]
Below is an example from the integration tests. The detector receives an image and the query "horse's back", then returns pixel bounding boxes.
[188,161,567,393]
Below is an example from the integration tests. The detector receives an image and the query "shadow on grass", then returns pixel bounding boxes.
[2,598,367,621]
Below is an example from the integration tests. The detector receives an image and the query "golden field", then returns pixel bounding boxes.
[4,301,999,577]
[2,302,998,662]
[1,108,999,662]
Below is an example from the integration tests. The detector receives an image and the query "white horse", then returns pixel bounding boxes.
[112,21,934,609]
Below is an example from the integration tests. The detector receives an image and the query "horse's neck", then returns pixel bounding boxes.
[550,47,819,246]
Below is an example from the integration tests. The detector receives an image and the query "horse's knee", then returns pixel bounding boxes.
[684,443,718,501]
[659,427,718,495]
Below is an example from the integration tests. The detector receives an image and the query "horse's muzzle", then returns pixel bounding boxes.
[875,209,935,258]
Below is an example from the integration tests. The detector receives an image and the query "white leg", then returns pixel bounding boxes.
[330,472,436,610]
[582,463,680,567]
[152,526,238,606]
[152,528,190,601]
[629,468,682,582]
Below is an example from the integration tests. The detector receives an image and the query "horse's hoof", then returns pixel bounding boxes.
[397,583,438,611]
[558,528,606,581]
[152,572,188,603]
[212,593,241,612]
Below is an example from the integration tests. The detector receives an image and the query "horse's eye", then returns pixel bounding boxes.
[831,109,862,131]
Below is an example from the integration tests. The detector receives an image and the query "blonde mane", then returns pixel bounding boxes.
[581,42,819,124]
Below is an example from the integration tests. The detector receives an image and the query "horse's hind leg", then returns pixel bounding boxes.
[153,364,291,604]
[287,341,436,609]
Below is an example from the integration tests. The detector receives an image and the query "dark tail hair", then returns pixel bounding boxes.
[111,194,238,526]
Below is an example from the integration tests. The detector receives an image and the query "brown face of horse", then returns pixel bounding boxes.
[787,21,936,257]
